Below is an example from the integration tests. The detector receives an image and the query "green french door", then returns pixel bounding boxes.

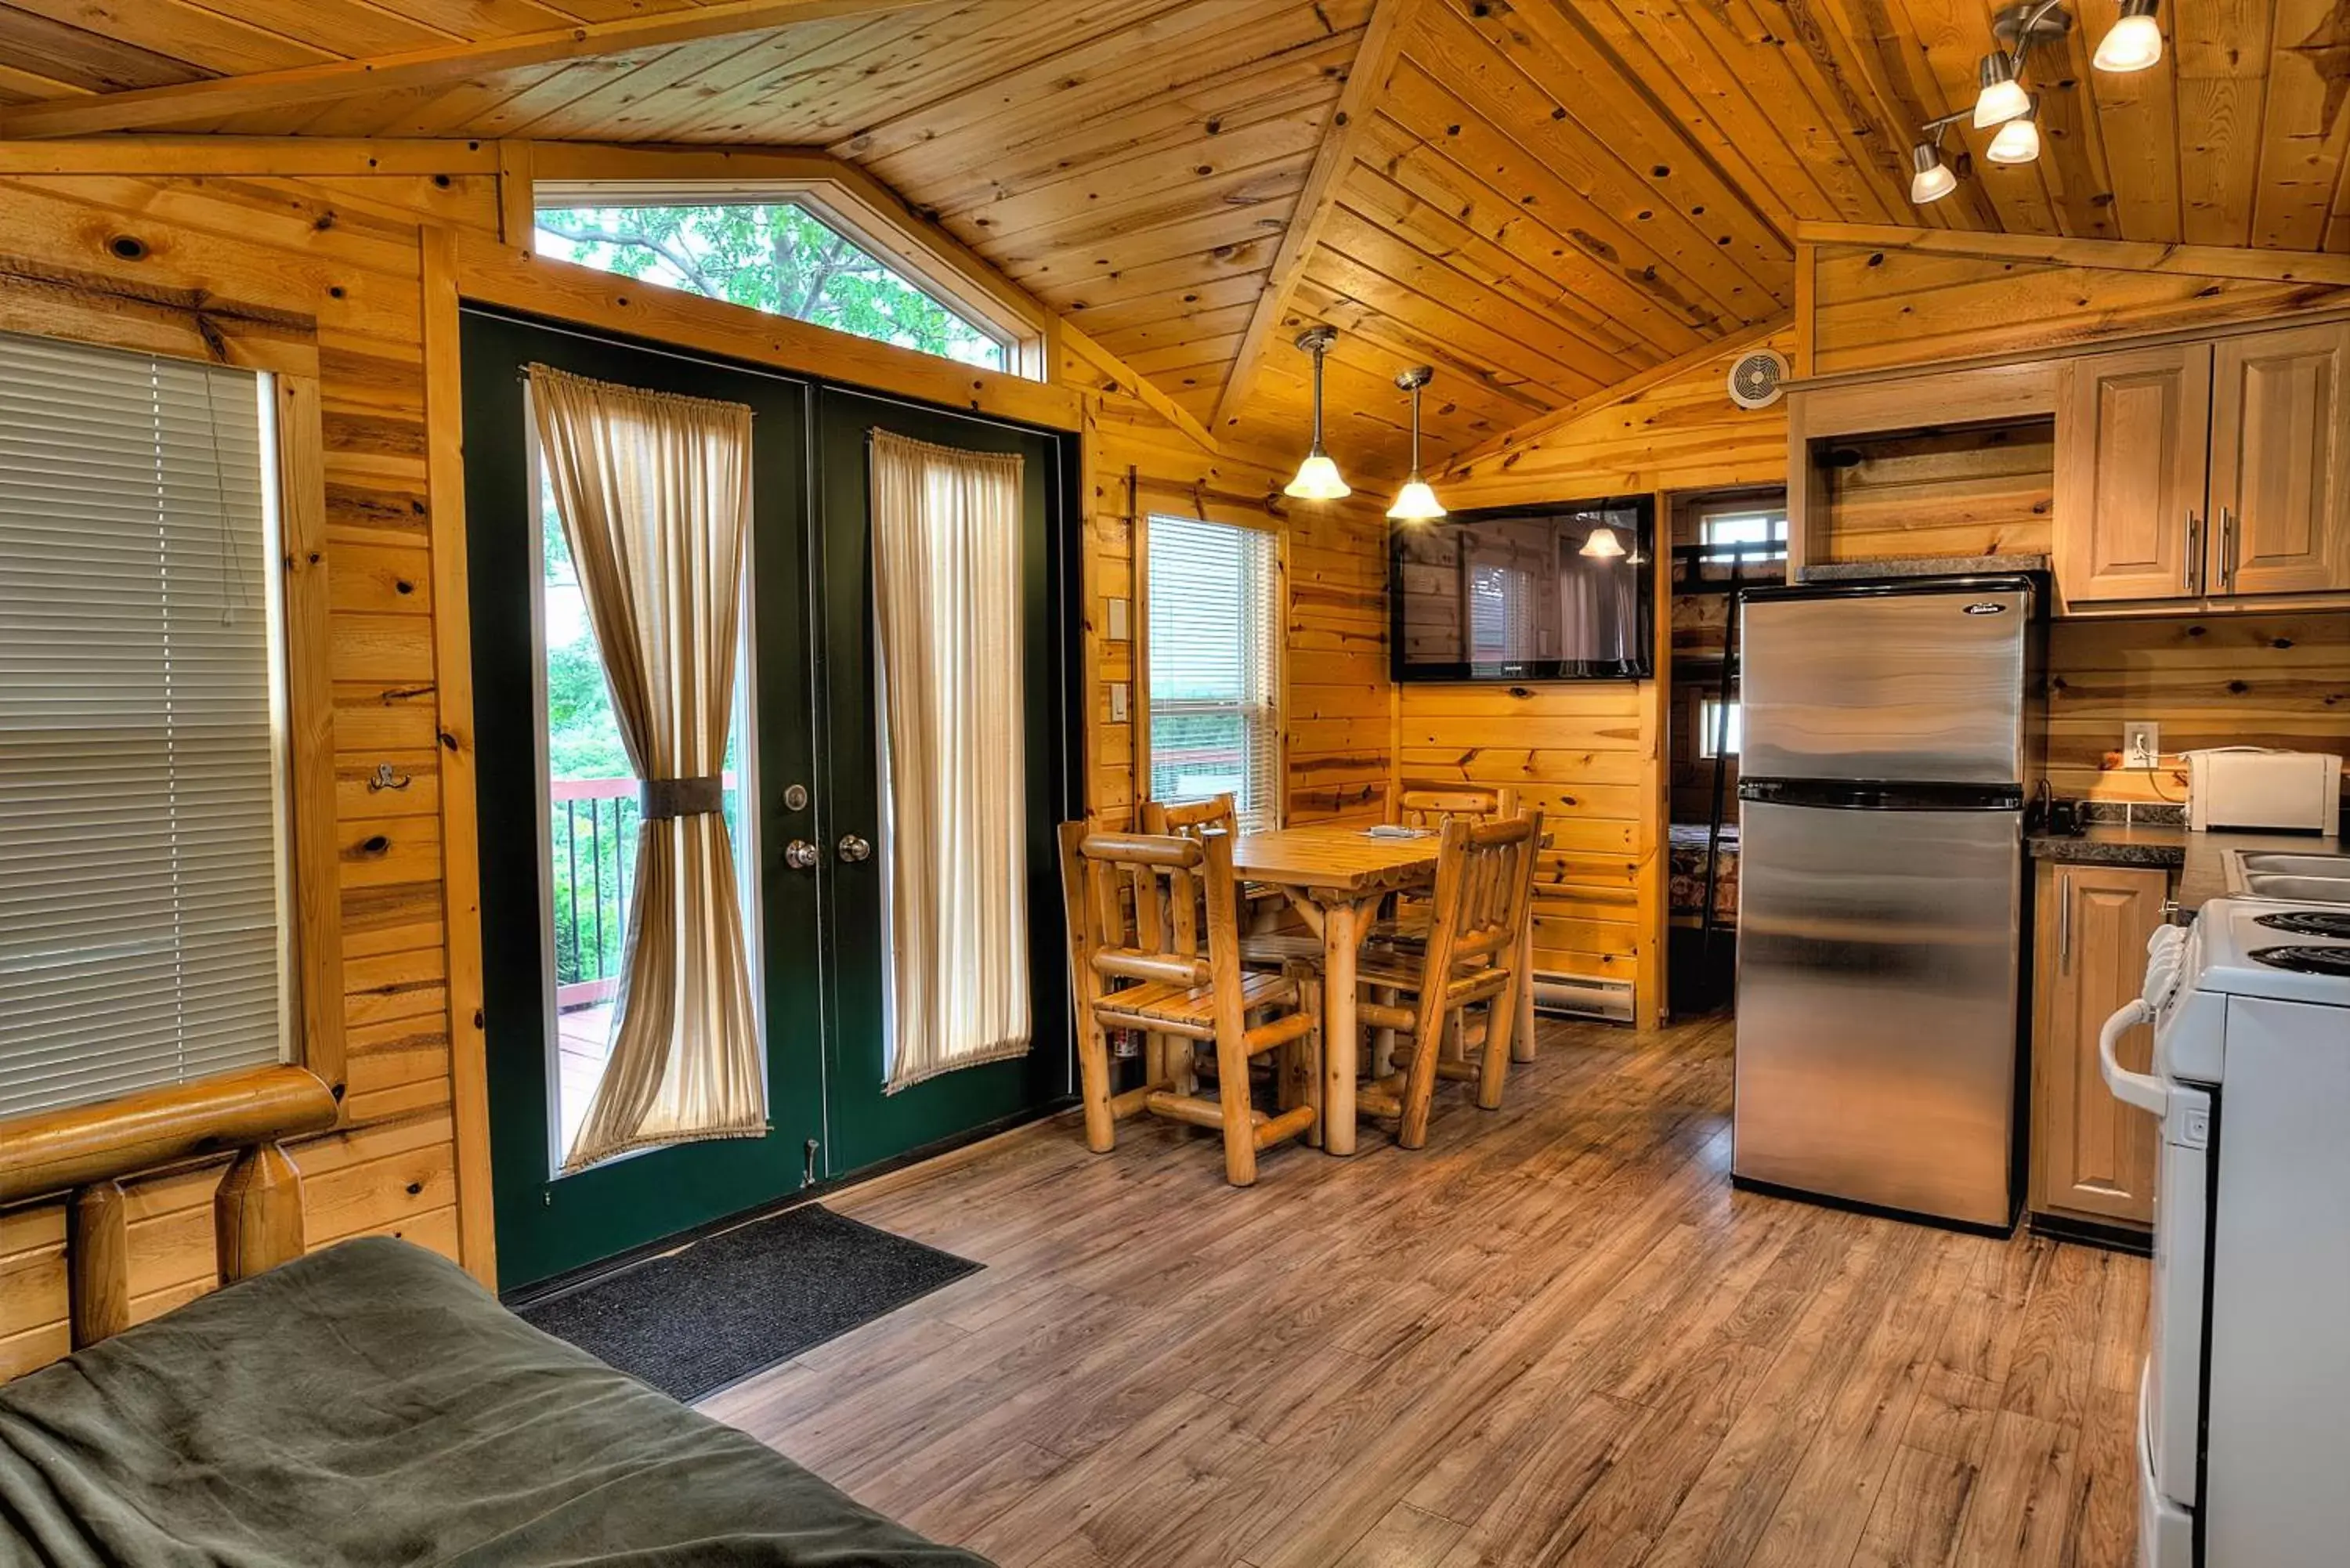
[465,315,1077,1292]
[811,389,1074,1175]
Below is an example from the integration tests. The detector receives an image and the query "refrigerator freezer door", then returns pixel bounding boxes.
[1734,800,2024,1226]
[1741,587,2032,785]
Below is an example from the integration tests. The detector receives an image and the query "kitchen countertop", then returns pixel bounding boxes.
[2027,822,2345,911]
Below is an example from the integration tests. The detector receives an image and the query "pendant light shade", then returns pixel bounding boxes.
[1386,365,1446,522]
[1285,325,1350,500]
[1908,142,1958,204]
[1579,526,1626,559]
[1986,105,2041,164]
[2094,0,2161,71]
[1973,50,2030,127]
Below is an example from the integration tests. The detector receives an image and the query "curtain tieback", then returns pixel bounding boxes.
[642,775,725,819]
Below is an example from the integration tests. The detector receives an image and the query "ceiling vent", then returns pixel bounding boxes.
[1726,347,1790,410]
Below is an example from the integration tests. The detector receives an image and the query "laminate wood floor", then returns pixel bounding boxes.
[701,1014,2148,1568]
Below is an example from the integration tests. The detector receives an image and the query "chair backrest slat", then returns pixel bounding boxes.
[1058,819,1240,1003]
[1392,781,1518,831]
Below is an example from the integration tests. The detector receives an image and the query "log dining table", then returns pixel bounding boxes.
[1232,823,1538,1156]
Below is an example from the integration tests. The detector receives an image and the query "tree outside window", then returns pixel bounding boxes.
[535,202,1010,372]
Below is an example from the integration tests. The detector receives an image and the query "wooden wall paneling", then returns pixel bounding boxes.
[2043,611,2350,802]
[2173,0,2274,248]
[1812,417,2058,564]
[2252,0,2350,251]
[0,168,469,1375]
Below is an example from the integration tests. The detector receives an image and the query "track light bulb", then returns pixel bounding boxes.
[2095,0,2162,72]
[1973,52,2030,128]
[1908,143,1958,204]
[1986,110,2041,164]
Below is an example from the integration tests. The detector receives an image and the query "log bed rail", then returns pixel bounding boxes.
[0,1066,340,1354]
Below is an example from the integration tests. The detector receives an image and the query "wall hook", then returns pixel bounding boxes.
[368,763,411,793]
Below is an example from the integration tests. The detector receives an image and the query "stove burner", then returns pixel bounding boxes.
[2248,945,2350,978]
[2255,910,2350,940]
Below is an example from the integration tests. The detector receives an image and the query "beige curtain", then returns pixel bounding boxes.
[530,364,766,1171]
[870,430,1031,1093]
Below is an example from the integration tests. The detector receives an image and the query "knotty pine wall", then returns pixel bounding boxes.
[1422,331,1798,1027]
[0,161,491,1376]
[1065,362,1395,832]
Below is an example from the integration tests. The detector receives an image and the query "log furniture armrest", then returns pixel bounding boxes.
[0,1065,341,1353]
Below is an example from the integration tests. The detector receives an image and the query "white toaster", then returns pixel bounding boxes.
[2184,748,2344,833]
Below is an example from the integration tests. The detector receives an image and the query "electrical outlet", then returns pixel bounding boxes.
[2124,720,2161,768]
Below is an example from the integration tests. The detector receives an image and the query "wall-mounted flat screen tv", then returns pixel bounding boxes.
[1390,495,1654,682]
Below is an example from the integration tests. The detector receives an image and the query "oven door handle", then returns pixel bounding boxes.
[2099,998,2167,1117]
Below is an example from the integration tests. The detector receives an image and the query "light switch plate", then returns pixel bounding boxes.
[2124,720,2160,768]
[1105,597,1130,642]
[1110,682,1129,723]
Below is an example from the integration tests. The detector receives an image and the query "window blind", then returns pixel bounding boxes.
[1144,514,1280,833]
[0,331,287,1120]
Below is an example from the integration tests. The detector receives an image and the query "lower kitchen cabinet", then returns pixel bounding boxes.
[2030,860,2169,1231]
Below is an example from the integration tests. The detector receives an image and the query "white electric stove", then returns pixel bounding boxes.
[2104,899,2350,1568]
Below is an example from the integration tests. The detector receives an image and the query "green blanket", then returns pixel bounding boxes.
[0,1237,993,1566]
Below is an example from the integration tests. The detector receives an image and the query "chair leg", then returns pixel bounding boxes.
[1216,1021,1258,1185]
[1076,1013,1118,1154]
[1478,976,1520,1112]
[1396,1004,1447,1150]
[1294,966,1325,1150]
[1513,922,1538,1064]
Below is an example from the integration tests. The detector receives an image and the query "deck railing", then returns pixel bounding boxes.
[551,777,637,1013]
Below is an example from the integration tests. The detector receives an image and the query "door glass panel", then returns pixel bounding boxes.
[535,457,757,1169]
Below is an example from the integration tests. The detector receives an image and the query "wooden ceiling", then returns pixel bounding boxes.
[3,0,2349,475]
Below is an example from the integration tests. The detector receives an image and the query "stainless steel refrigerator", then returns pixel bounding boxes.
[1731,575,2044,1230]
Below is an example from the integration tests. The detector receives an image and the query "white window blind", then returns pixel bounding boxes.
[0,331,287,1120]
[1144,514,1281,833]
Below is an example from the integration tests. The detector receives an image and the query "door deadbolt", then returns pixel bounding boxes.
[782,782,809,811]
[837,834,872,863]
[783,839,819,870]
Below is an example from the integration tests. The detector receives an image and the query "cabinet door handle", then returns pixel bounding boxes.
[2219,505,2238,591]
[2184,508,2201,594]
[2059,871,2072,972]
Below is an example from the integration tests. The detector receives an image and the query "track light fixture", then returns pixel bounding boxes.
[1386,366,1444,523]
[1908,1,2164,204]
[1284,326,1349,501]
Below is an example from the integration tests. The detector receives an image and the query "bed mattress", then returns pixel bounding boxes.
[0,1236,992,1567]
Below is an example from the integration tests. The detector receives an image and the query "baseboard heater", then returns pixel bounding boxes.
[1533,974,1635,1023]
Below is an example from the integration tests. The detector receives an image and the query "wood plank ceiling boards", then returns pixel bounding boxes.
[6,1,2350,476]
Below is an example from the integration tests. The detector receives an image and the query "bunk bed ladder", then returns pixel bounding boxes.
[1697,550,1744,977]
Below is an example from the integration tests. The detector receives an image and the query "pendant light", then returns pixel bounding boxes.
[1579,525,1627,559]
[1972,49,2030,128]
[1284,325,1350,500]
[1908,139,1958,204]
[1386,365,1445,522]
[2094,0,2162,71]
[1986,99,2041,164]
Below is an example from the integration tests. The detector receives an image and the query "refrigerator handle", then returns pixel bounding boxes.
[2099,999,2167,1117]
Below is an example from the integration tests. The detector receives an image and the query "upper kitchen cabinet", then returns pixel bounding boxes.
[2057,322,2350,609]
[2055,343,2213,603]
[2211,323,2350,598]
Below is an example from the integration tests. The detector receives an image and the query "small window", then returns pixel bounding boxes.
[0,332,288,1119]
[1144,515,1282,833]
[534,201,1015,373]
[1697,696,1742,759]
[1699,508,1789,564]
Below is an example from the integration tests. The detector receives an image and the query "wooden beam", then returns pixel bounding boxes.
[1061,320,1219,454]
[1795,221,2350,287]
[450,228,1083,432]
[1443,315,1791,479]
[0,0,929,139]
[0,136,498,175]
[1209,0,1416,434]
